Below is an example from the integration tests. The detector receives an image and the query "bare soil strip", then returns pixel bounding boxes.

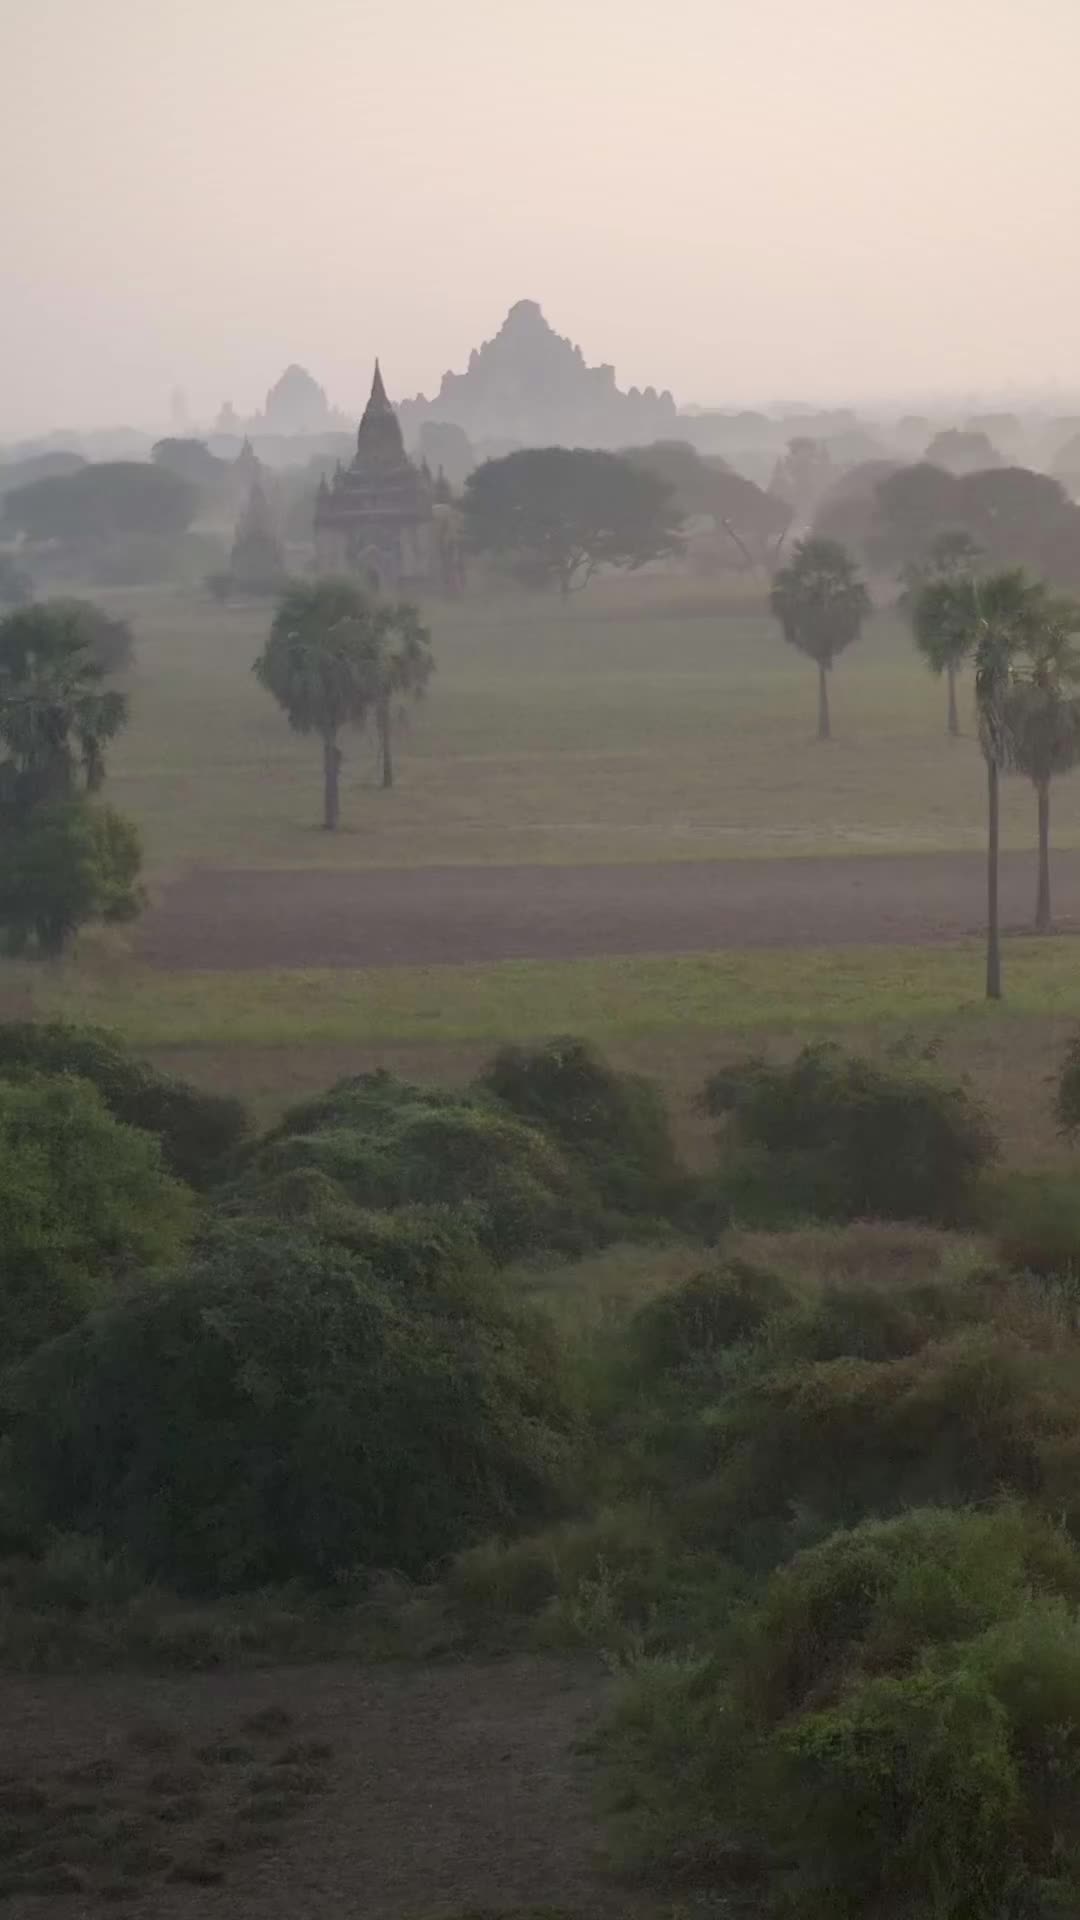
[137,848,1080,971]
[0,1657,646,1918]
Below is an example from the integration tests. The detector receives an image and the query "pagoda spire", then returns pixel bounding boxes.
[354,359,406,465]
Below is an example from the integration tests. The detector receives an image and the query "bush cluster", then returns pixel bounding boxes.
[6,1219,577,1592]
[703,1042,997,1227]
[0,1021,249,1188]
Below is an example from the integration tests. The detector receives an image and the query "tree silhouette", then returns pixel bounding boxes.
[915,570,1046,998]
[0,604,128,816]
[770,537,870,740]
[371,602,434,790]
[910,530,983,736]
[254,580,382,830]
[464,448,681,596]
[1002,604,1080,931]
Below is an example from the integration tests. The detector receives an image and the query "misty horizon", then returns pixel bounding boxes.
[5,0,1080,436]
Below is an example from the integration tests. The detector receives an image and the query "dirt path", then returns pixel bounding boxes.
[0,1657,650,1919]
[138,848,1080,970]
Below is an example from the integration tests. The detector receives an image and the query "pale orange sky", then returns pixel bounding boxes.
[3,0,1079,433]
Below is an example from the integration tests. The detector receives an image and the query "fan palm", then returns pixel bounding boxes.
[770,538,870,740]
[914,569,1047,998]
[909,529,983,736]
[254,580,382,830]
[1002,602,1080,931]
[371,602,434,790]
[0,604,127,817]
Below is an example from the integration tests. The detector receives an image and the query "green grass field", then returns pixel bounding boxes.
[7,571,1080,1157]
[93,573,1080,877]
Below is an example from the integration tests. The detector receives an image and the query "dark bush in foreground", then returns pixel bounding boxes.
[629,1261,793,1381]
[0,1075,192,1360]
[5,1221,577,1591]
[605,1506,1080,1915]
[481,1037,684,1219]
[991,1168,1080,1276]
[703,1043,997,1227]
[38,597,134,676]
[250,1071,599,1262]
[685,1315,1080,1554]
[0,1022,250,1188]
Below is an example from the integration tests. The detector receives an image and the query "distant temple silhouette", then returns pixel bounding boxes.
[314,364,459,591]
[398,299,679,451]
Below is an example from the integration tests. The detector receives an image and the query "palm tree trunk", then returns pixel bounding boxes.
[986,755,1002,999]
[322,729,341,830]
[947,664,959,738]
[1035,777,1052,933]
[817,664,831,741]
[377,697,393,790]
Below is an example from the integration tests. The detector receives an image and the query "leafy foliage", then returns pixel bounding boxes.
[702,1042,997,1227]
[463,447,682,593]
[35,596,134,676]
[2,463,197,544]
[480,1036,683,1221]
[769,537,869,737]
[0,602,128,811]
[0,1022,250,1188]
[606,1507,1080,1915]
[0,800,144,955]
[5,1219,576,1590]
[0,1074,192,1361]
[254,579,388,827]
[242,1070,599,1264]
[628,1261,793,1382]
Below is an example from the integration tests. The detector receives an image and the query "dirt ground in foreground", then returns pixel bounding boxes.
[136,848,1080,971]
[0,1657,662,1919]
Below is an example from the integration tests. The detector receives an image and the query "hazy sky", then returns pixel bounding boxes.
[4,0,1080,434]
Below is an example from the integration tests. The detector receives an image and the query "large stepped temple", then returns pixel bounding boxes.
[314,363,437,588]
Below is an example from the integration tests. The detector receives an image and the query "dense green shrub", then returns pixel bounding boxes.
[0,802,144,956]
[5,1220,577,1591]
[990,1168,1080,1277]
[0,1074,192,1360]
[250,1071,599,1262]
[0,1022,250,1188]
[1056,1031,1080,1137]
[688,1319,1080,1553]
[703,1043,997,1227]
[629,1261,793,1381]
[224,1165,492,1297]
[606,1506,1080,1914]
[38,597,133,676]
[481,1037,683,1218]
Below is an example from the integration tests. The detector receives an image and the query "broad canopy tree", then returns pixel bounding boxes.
[0,604,128,817]
[769,537,870,740]
[463,447,682,595]
[255,580,434,826]
[0,604,142,953]
[3,462,198,546]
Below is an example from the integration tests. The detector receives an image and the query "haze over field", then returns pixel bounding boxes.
[4,0,1080,432]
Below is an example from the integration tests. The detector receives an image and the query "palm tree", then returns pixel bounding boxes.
[1002,602,1080,931]
[372,602,434,790]
[0,604,128,816]
[254,580,382,830]
[770,538,870,740]
[909,529,982,736]
[914,569,1046,999]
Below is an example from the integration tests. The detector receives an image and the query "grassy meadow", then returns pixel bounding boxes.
[7,570,1080,1151]
[89,571,1080,874]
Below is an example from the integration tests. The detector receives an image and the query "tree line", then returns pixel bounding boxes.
[771,533,1080,997]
